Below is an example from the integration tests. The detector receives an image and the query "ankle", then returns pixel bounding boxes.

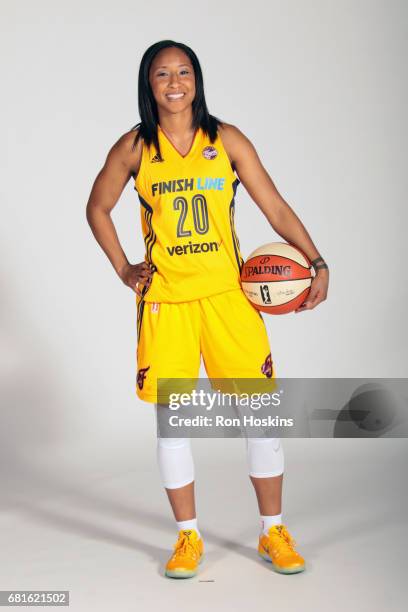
[176,518,201,538]
[260,514,282,535]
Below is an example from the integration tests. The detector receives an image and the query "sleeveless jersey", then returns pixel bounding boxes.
[134,124,244,303]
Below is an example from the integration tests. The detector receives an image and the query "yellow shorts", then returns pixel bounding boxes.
[135,288,276,404]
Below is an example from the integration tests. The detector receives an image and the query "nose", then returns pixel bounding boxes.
[168,72,180,87]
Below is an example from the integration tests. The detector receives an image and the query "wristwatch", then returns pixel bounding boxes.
[311,256,328,272]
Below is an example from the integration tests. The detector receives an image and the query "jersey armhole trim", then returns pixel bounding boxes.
[134,139,152,193]
[216,129,240,184]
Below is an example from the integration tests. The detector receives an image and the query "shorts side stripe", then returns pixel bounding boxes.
[137,297,146,342]
[138,194,158,273]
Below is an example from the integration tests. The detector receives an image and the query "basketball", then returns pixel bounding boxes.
[240,242,313,314]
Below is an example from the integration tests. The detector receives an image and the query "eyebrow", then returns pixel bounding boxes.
[154,63,191,69]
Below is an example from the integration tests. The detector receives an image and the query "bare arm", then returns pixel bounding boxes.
[220,124,329,311]
[86,130,153,295]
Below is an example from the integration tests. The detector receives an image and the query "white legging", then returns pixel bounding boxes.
[155,406,284,489]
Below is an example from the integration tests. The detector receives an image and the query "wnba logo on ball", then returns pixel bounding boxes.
[202,146,218,160]
[260,285,272,304]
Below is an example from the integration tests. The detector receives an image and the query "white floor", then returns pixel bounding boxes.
[0,439,406,611]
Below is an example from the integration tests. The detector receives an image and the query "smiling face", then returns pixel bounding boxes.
[149,47,196,116]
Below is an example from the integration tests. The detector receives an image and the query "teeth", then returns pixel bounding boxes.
[166,93,185,99]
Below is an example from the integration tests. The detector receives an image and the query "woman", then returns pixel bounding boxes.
[86,39,329,579]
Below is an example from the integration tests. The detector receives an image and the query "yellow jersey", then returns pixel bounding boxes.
[134,124,244,303]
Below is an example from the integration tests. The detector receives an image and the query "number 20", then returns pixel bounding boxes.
[173,195,209,236]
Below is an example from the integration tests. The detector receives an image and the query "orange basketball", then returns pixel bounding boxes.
[240,242,312,314]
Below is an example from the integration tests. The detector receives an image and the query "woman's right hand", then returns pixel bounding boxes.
[120,261,154,297]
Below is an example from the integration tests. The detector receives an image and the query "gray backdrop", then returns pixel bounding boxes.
[1,1,407,610]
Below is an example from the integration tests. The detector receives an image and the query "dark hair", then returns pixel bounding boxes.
[130,40,225,158]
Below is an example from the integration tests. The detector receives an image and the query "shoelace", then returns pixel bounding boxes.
[173,533,198,559]
[270,525,297,550]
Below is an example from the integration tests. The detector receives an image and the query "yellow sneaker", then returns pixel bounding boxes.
[258,524,306,574]
[165,529,204,579]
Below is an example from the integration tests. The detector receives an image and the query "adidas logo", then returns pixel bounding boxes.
[150,153,163,163]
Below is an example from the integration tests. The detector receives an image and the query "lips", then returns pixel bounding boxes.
[166,93,185,100]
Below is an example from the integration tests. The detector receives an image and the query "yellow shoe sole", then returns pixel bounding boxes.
[165,554,204,579]
[259,550,305,574]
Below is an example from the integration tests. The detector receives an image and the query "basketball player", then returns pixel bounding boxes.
[86,40,329,578]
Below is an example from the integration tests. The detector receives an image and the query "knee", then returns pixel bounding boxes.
[246,437,284,478]
[156,437,194,489]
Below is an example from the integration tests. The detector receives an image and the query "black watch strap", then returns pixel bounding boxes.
[311,256,328,271]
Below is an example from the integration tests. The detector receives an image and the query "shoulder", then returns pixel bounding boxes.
[217,122,254,165]
[109,127,144,178]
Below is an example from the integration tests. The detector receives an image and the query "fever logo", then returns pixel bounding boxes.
[261,353,273,378]
[137,366,150,390]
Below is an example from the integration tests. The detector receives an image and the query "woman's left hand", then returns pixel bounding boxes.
[295,268,329,313]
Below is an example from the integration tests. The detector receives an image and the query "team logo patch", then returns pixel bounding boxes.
[137,365,150,389]
[261,353,273,378]
[202,146,218,160]
[150,153,163,163]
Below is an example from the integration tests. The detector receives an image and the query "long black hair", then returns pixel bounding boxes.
[130,40,225,158]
